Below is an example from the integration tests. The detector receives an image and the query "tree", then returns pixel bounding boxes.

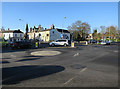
[92,29,97,40]
[67,20,90,41]
[100,26,106,39]
[105,26,117,39]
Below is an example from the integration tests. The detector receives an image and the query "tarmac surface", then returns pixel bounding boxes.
[1,43,119,88]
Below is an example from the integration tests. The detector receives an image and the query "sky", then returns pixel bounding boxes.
[2,2,118,33]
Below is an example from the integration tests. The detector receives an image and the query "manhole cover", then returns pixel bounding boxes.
[31,51,61,56]
[70,64,86,69]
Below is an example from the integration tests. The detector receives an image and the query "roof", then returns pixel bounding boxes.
[56,29,70,33]
[2,30,23,33]
[28,28,70,33]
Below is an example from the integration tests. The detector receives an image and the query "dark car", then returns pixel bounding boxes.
[11,41,32,49]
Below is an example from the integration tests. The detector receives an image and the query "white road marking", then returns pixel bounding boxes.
[63,76,76,85]
[10,55,16,57]
[73,53,79,57]
[80,68,87,72]
[114,50,118,53]
[63,68,87,85]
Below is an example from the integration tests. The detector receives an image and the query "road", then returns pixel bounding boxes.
[1,43,119,87]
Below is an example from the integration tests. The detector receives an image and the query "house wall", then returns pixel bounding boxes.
[3,33,24,42]
[3,33,13,40]
[49,29,70,41]
[28,29,70,42]
[49,29,61,41]
[28,31,50,42]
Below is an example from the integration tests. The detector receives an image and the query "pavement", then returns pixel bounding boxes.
[1,43,119,88]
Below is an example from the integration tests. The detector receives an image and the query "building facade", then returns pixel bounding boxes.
[28,25,70,42]
[2,29,24,42]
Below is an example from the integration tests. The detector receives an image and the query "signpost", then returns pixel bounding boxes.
[60,34,63,39]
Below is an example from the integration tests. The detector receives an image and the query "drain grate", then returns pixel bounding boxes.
[70,64,86,69]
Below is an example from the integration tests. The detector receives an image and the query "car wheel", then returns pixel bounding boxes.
[64,43,67,47]
[51,43,55,47]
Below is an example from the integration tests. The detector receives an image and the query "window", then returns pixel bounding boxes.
[57,40,66,42]
[15,34,17,37]
[53,31,54,34]
[20,34,22,37]
[9,34,10,37]
[39,34,41,37]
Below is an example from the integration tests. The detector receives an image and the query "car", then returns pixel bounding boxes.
[101,41,106,45]
[100,41,110,45]
[88,40,97,44]
[11,40,32,49]
[106,41,110,45]
[49,39,69,47]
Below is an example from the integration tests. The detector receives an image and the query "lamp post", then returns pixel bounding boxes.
[61,17,66,39]
[18,19,24,33]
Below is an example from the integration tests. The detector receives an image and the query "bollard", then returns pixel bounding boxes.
[86,41,88,45]
[35,42,38,48]
[71,42,74,47]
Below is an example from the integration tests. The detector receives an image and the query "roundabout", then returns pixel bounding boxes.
[31,50,61,56]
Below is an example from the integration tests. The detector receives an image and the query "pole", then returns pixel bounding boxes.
[109,27,110,42]
[19,19,24,33]
[62,17,66,39]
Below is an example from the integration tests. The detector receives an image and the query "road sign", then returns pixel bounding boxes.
[60,34,63,38]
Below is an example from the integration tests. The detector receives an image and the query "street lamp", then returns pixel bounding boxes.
[62,17,66,39]
[18,19,24,33]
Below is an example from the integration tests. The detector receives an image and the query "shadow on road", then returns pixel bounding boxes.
[16,57,41,62]
[2,47,28,53]
[2,65,65,85]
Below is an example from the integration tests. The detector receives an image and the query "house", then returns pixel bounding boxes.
[2,29,24,42]
[87,33,93,40]
[28,24,70,42]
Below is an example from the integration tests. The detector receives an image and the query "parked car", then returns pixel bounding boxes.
[49,39,69,47]
[11,40,32,49]
[101,41,106,45]
[101,41,110,45]
[106,41,110,45]
[89,40,97,44]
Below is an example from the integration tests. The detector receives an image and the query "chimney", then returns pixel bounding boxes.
[30,27,32,32]
[18,29,20,31]
[50,24,55,29]
[38,25,41,29]
[8,28,10,30]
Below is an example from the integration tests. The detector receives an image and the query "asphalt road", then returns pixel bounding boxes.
[1,43,119,87]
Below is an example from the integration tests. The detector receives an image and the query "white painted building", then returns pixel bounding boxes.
[28,25,70,42]
[2,29,24,42]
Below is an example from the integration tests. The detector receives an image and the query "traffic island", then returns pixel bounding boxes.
[31,51,61,56]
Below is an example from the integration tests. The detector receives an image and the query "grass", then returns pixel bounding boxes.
[0,41,8,47]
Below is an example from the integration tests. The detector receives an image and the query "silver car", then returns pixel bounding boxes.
[49,39,69,47]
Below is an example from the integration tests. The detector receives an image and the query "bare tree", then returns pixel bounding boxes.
[67,20,90,41]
